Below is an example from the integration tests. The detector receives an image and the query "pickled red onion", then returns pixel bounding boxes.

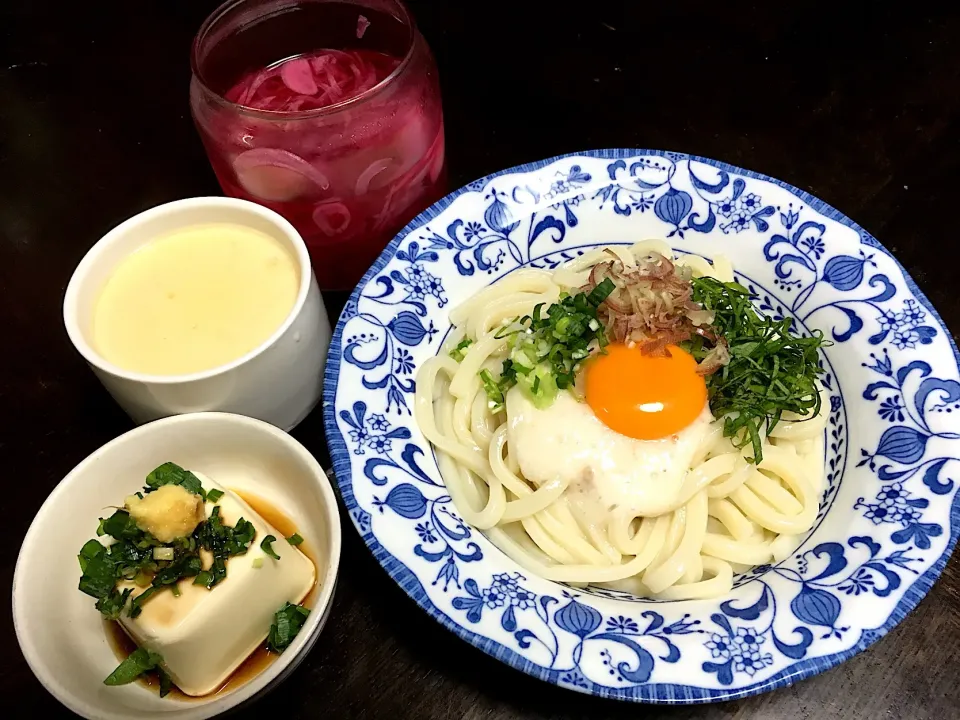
[357,14,371,39]
[226,49,401,113]
[234,70,270,106]
[280,58,318,95]
[355,158,396,194]
[313,200,352,236]
[371,126,444,229]
[233,148,330,202]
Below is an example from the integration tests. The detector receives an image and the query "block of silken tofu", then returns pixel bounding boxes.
[117,475,315,696]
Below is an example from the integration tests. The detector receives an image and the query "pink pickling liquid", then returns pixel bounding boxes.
[192,8,446,289]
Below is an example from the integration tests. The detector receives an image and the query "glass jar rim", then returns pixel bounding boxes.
[190,0,418,120]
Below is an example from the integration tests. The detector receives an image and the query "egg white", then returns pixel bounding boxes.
[505,387,714,521]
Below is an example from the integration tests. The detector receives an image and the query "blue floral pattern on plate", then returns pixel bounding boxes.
[323,150,960,703]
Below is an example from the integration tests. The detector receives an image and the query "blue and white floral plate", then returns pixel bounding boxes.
[322,150,960,703]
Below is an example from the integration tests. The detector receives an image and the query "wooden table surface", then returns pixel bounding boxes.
[2,1,959,717]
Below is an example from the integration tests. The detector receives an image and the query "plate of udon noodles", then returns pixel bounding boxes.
[324,150,960,703]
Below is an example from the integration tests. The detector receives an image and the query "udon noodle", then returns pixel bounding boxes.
[414,241,826,600]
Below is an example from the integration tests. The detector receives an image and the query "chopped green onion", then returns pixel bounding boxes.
[103,648,164,687]
[479,287,609,411]
[519,364,558,407]
[101,510,142,541]
[195,509,257,588]
[206,489,224,503]
[95,588,132,620]
[494,320,524,340]
[78,539,104,573]
[158,668,172,698]
[144,462,206,500]
[252,557,264,569]
[267,602,310,653]
[479,369,506,413]
[448,338,473,362]
[78,542,116,600]
[153,547,174,561]
[129,587,162,619]
[286,533,304,546]
[586,277,616,307]
[260,535,281,561]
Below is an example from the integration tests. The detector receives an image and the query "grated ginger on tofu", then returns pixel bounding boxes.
[125,485,205,542]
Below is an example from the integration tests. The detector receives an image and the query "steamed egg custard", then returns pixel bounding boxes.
[92,223,299,376]
[416,240,829,600]
[77,463,315,697]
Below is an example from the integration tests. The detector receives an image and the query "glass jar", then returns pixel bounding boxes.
[191,0,446,290]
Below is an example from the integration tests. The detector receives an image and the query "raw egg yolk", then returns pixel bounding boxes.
[585,343,707,440]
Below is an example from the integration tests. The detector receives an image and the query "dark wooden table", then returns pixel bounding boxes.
[3,2,959,718]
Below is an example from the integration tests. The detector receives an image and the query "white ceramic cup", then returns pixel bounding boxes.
[64,197,330,431]
[13,412,341,720]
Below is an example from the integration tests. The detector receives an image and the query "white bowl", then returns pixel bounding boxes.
[63,197,331,431]
[13,412,341,720]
